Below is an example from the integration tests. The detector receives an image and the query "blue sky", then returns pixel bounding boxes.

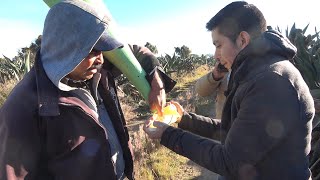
[0,0,319,58]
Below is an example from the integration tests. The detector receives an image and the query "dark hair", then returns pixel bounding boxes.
[206,1,266,42]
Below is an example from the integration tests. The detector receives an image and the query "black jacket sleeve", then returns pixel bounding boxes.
[178,112,221,139]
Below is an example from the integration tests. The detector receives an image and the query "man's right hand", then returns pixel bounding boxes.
[212,62,228,81]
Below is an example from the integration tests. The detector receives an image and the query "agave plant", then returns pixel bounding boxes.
[157,45,216,76]
[0,60,15,84]
[0,49,31,84]
[1,56,21,82]
[158,53,178,74]
[282,24,320,93]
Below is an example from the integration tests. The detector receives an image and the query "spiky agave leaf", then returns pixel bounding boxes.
[302,23,310,34]
[2,55,21,81]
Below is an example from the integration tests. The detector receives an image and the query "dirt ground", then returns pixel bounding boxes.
[175,160,218,180]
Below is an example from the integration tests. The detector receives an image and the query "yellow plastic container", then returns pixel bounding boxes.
[148,104,180,131]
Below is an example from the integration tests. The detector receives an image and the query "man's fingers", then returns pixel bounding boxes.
[143,120,153,132]
[145,119,153,126]
[170,101,180,110]
[143,120,158,139]
[150,102,164,116]
[150,103,157,113]
[156,106,164,116]
[170,101,184,116]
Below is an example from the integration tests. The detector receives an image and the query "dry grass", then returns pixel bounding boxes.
[148,146,188,179]
[173,65,210,88]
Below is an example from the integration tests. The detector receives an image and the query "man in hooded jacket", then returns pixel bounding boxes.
[0,0,175,179]
[144,1,314,180]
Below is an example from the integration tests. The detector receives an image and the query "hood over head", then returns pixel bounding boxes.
[238,29,297,62]
[40,0,123,91]
[231,29,297,72]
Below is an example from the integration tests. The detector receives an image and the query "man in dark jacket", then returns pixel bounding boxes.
[144,1,314,180]
[0,0,175,179]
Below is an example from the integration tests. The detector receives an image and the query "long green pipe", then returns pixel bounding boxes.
[43,0,151,101]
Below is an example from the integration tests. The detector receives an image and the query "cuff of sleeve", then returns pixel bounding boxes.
[177,111,192,129]
[146,66,177,93]
[207,71,222,84]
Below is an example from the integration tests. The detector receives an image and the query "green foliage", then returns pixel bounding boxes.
[0,36,40,84]
[280,24,320,90]
[0,56,19,83]
[0,51,31,83]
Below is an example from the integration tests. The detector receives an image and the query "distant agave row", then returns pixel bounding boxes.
[157,45,215,75]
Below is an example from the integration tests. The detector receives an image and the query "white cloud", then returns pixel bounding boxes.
[0,19,42,59]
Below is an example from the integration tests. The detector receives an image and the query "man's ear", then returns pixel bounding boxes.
[237,31,250,50]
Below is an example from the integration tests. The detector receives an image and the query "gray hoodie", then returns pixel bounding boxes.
[40,0,122,91]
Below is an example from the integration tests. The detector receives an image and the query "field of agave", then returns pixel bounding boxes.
[1,24,320,179]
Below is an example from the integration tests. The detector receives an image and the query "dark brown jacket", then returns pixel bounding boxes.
[0,45,175,180]
[161,30,314,180]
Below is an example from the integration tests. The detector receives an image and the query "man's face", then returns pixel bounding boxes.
[211,28,242,70]
[67,49,104,81]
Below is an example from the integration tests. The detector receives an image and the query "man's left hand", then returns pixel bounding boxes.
[148,70,166,116]
[143,120,169,139]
